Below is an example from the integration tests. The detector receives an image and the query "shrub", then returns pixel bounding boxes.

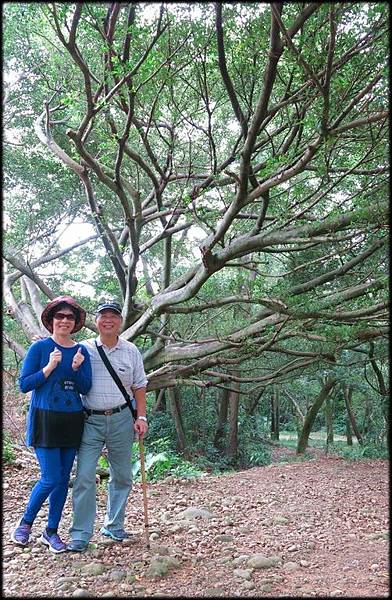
[190,442,234,473]
[132,437,205,482]
[3,433,16,464]
[146,411,176,450]
[332,441,388,460]
[236,414,272,468]
[247,444,272,466]
[279,452,315,464]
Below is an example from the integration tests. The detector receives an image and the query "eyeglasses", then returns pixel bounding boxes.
[53,312,76,321]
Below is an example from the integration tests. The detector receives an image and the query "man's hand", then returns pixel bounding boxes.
[72,347,85,371]
[32,334,45,342]
[134,418,148,439]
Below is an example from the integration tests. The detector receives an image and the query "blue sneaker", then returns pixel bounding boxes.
[11,519,31,546]
[67,539,89,552]
[100,527,132,541]
[40,530,67,553]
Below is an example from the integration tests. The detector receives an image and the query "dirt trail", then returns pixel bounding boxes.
[2,449,389,598]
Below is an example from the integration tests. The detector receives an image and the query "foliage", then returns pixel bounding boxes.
[278,451,315,464]
[331,441,388,461]
[189,442,235,474]
[131,438,205,482]
[236,414,272,468]
[96,437,204,482]
[3,433,16,464]
[145,410,177,448]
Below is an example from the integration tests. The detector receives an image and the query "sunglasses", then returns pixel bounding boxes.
[53,312,76,321]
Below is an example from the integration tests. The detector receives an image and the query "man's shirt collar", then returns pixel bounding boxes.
[96,335,121,350]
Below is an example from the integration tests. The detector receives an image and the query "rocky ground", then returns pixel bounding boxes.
[2,445,389,598]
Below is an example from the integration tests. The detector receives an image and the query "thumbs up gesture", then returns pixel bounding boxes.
[72,347,85,371]
[43,346,62,379]
[49,347,62,368]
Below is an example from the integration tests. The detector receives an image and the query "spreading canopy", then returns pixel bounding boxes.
[3,2,389,391]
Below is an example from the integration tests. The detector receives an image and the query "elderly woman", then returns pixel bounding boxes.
[11,296,92,553]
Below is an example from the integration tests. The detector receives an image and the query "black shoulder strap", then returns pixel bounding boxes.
[94,340,137,421]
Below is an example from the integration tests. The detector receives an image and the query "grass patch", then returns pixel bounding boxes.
[278,431,356,449]
[279,452,315,463]
[276,431,387,461]
[331,441,388,460]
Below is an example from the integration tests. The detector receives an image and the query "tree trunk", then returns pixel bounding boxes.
[151,389,166,415]
[368,340,389,446]
[270,385,280,441]
[297,376,337,454]
[324,395,334,445]
[363,396,370,435]
[226,377,240,461]
[167,387,186,454]
[368,340,388,395]
[23,276,46,324]
[246,388,265,415]
[214,387,229,449]
[343,385,363,445]
[283,388,305,436]
[345,414,353,446]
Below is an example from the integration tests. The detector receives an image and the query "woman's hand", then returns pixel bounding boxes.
[43,347,62,378]
[49,347,62,367]
[72,347,85,371]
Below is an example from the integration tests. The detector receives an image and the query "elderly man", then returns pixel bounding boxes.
[68,300,148,552]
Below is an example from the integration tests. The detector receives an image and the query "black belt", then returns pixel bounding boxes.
[84,402,128,416]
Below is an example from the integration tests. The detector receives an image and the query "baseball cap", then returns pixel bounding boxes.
[96,300,122,316]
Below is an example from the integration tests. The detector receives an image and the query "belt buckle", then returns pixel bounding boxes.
[104,409,113,416]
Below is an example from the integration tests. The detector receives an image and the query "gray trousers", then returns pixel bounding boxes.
[70,409,134,542]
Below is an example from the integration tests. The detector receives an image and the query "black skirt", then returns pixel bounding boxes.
[31,408,85,448]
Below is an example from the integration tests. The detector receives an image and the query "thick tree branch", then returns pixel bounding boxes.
[215,2,247,139]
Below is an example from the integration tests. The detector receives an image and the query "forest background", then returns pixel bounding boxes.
[2,2,389,477]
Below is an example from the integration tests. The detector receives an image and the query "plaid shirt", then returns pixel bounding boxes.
[80,336,148,411]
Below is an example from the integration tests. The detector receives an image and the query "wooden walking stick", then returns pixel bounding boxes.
[138,437,150,549]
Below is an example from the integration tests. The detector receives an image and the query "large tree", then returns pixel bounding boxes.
[3,2,389,394]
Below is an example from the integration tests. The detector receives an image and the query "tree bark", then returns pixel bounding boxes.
[167,387,186,454]
[343,385,363,445]
[226,375,240,461]
[3,333,26,359]
[363,396,370,435]
[214,387,229,449]
[368,340,388,395]
[283,388,304,435]
[270,385,280,441]
[324,395,334,445]
[345,414,353,446]
[246,388,265,416]
[151,389,166,415]
[297,376,337,454]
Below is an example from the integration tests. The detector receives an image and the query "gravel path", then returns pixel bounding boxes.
[2,450,389,597]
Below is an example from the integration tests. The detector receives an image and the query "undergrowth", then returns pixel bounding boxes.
[3,432,16,464]
[95,430,389,483]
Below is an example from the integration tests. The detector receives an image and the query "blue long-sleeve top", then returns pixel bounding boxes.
[19,338,92,447]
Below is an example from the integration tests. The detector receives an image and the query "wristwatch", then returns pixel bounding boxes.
[137,416,148,422]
